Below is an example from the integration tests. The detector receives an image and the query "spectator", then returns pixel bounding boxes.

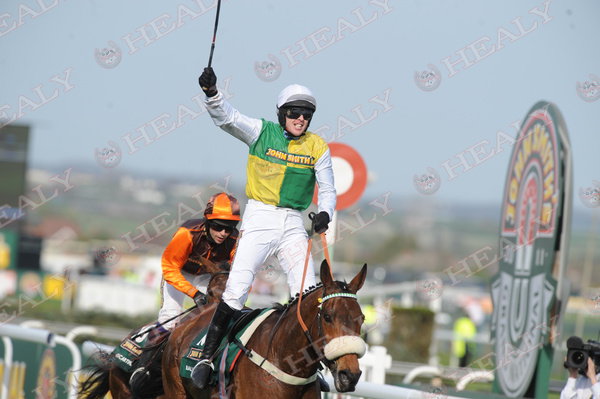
[561,356,600,399]
[452,310,477,368]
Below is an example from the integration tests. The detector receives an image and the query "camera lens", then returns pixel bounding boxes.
[569,350,587,368]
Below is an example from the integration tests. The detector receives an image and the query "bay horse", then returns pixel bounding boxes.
[78,258,231,399]
[161,259,368,398]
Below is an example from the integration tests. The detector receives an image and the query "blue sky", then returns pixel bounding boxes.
[1,0,599,214]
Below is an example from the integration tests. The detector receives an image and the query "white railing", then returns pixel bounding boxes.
[320,345,471,399]
[0,322,494,399]
[0,323,82,399]
[0,324,56,399]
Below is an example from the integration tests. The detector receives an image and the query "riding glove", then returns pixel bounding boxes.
[193,291,208,307]
[313,211,330,234]
[199,67,218,97]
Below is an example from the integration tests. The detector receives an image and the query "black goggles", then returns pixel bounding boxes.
[208,221,235,233]
[284,107,313,120]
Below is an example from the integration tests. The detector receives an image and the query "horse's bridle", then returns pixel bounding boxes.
[243,286,366,388]
[313,289,363,370]
[268,288,364,372]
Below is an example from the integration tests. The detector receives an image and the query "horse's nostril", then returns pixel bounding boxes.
[338,369,361,385]
[334,369,362,393]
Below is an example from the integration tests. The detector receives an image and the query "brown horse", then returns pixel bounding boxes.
[78,258,231,399]
[161,259,368,398]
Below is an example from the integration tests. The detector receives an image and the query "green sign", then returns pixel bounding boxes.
[491,101,570,398]
[0,339,75,399]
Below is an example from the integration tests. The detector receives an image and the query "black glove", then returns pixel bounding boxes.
[198,67,218,97]
[193,291,208,307]
[312,211,330,234]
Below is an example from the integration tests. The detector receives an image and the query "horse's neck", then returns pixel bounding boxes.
[271,293,322,368]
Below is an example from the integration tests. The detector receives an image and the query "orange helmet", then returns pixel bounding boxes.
[204,193,242,222]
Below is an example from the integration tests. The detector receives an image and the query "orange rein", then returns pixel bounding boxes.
[296,213,333,334]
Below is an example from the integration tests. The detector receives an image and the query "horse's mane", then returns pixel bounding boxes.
[272,280,353,312]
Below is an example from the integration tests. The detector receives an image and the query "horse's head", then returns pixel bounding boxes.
[317,260,367,392]
[197,257,231,303]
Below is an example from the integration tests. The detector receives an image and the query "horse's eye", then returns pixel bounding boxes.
[323,314,332,323]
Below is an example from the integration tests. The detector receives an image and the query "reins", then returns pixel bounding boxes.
[296,212,333,339]
[129,271,230,341]
[294,212,336,365]
[129,307,195,341]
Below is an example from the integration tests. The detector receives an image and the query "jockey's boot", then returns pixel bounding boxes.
[129,324,169,388]
[191,301,235,389]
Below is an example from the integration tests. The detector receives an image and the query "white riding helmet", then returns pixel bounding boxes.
[276,84,317,111]
[276,84,317,128]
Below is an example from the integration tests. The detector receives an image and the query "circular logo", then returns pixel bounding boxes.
[583,288,600,315]
[578,181,600,208]
[416,273,443,301]
[37,349,56,399]
[413,167,441,195]
[575,75,600,102]
[253,158,281,181]
[256,367,278,388]
[94,140,122,168]
[414,64,442,92]
[254,54,282,82]
[312,143,367,211]
[257,262,282,283]
[94,241,122,267]
[93,350,119,371]
[95,41,122,69]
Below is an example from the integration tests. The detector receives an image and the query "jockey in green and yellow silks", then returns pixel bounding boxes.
[191,67,336,390]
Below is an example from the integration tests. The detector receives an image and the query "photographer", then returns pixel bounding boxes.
[561,354,600,399]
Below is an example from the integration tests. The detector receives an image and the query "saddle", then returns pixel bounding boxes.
[180,308,273,387]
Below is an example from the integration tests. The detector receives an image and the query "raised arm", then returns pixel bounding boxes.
[199,67,262,146]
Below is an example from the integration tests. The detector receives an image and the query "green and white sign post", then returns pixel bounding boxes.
[490,101,572,398]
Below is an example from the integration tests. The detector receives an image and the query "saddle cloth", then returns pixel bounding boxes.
[111,323,154,372]
[179,308,275,386]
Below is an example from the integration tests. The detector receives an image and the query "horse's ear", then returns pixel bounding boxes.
[348,264,367,293]
[320,259,334,287]
[200,256,218,275]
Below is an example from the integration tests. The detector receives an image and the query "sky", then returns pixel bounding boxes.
[1,0,600,215]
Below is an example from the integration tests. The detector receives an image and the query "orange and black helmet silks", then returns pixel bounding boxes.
[204,193,242,225]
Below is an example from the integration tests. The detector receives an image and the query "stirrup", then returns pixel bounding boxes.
[198,359,213,366]
[191,359,214,389]
[129,367,148,385]
[192,359,214,373]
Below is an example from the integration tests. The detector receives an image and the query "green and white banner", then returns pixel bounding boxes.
[491,101,572,398]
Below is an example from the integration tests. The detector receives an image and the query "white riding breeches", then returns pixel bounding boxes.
[222,200,316,310]
[158,272,211,331]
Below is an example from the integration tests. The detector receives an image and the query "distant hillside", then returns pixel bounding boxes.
[17,164,600,293]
